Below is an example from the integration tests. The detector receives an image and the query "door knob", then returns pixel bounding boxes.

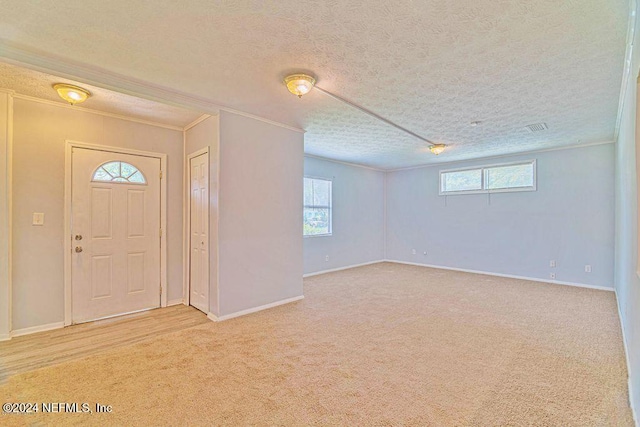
[75,235,83,241]
[75,246,83,253]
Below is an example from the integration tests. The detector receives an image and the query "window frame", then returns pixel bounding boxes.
[439,159,537,196]
[92,161,147,185]
[303,175,333,238]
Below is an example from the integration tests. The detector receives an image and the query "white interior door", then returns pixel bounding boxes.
[189,152,209,313]
[71,147,161,323]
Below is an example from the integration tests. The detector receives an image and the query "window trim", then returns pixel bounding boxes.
[439,159,537,196]
[303,175,333,238]
[92,161,148,185]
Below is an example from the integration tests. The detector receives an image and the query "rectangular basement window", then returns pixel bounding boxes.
[439,160,536,195]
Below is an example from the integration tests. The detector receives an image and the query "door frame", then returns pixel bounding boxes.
[184,147,209,311]
[63,140,168,326]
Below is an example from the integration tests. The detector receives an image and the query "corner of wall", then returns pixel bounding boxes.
[383,170,388,261]
[0,90,13,338]
[613,0,640,423]
[183,114,221,317]
[217,111,303,315]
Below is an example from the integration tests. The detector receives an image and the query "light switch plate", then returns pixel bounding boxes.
[32,212,44,226]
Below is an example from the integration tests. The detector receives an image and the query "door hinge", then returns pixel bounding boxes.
[159,228,162,237]
[159,170,163,179]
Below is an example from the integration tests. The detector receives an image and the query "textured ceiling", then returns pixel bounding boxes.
[0,62,202,128]
[0,0,630,169]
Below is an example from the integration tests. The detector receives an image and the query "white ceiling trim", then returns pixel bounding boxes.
[614,0,637,142]
[220,108,305,134]
[0,40,223,112]
[385,140,615,173]
[304,153,385,172]
[184,114,213,132]
[0,40,304,134]
[13,93,184,132]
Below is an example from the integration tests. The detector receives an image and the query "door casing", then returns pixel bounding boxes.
[64,140,168,326]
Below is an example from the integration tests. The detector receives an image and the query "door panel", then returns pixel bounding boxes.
[91,255,113,298]
[91,188,113,238]
[72,147,161,324]
[189,153,209,313]
[127,252,146,293]
[127,190,145,237]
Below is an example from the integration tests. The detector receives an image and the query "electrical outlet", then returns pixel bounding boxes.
[423,251,427,256]
[550,272,556,279]
[550,260,556,268]
[585,265,591,273]
[325,255,329,262]
[411,249,416,255]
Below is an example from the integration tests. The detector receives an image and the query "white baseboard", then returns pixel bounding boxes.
[167,299,183,306]
[10,321,64,338]
[0,333,10,342]
[208,295,304,322]
[384,259,614,291]
[303,260,385,278]
[615,290,638,426]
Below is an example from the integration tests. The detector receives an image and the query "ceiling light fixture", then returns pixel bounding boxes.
[283,74,316,98]
[53,83,91,105]
[429,144,446,155]
[283,72,446,155]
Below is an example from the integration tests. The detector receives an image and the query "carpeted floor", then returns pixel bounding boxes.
[0,262,633,426]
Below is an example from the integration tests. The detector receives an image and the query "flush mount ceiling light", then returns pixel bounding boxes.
[53,83,91,105]
[283,74,316,98]
[283,72,447,155]
[429,144,446,155]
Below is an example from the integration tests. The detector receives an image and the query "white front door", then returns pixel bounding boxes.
[189,152,209,313]
[71,147,161,323]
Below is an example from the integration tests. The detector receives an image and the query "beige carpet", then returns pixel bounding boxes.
[0,262,632,426]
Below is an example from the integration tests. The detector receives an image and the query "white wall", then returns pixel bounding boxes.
[386,144,615,288]
[217,111,303,316]
[303,156,385,274]
[11,98,184,330]
[614,1,640,418]
[184,115,220,314]
[0,91,12,339]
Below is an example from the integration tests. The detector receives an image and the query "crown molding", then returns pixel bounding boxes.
[184,114,213,132]
[0,40,222,113]
[220,108,305,133]
[385,140,615,173]
[13,93,184,131]
[0,40,303,133]
[303,153,385,172]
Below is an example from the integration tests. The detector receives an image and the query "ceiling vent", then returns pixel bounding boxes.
[525,123,548,133]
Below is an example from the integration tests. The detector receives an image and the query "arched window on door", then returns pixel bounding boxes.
[92,161,147,184]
